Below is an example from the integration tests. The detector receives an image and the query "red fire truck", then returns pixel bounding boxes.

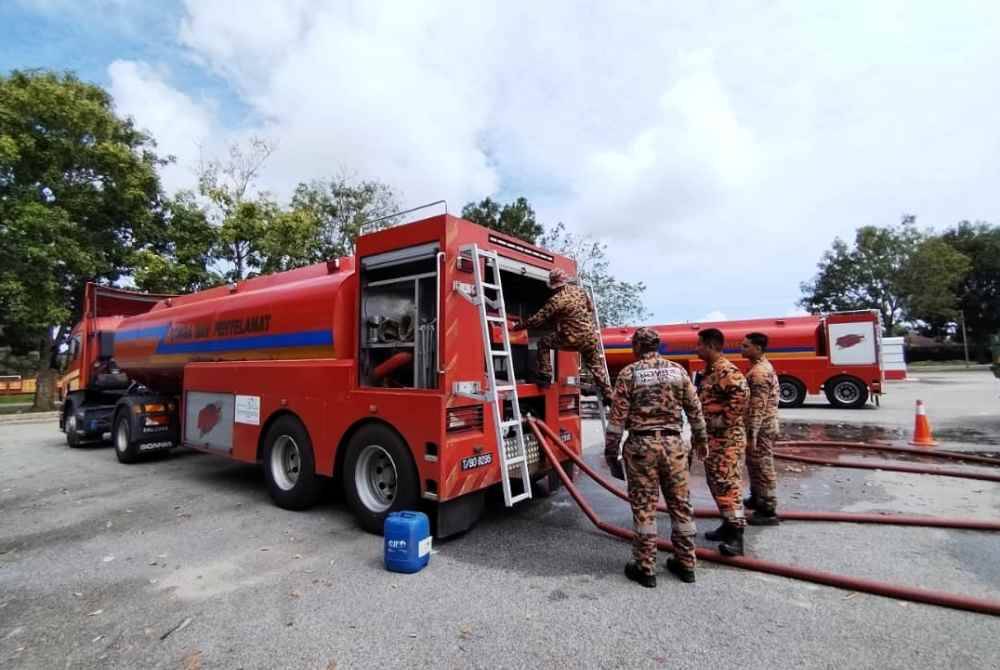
[60,212,583,537]
[602,310,885,409]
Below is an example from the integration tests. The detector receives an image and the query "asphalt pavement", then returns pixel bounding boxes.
[1,370,999,669]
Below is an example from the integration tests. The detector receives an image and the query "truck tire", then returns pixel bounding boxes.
[532,462,575,498]
[343,424,420,535]
[63,401,82,448]
[263,415,324,511]
[114,410,141,464]
[778,376,806,408]
[825,376,869,409]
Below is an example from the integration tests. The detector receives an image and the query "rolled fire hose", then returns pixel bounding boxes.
[526,418,1000,616]
[372,352,414,381]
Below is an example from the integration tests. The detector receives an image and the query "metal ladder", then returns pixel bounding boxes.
[460,244,532,506]
[583,282,611,432]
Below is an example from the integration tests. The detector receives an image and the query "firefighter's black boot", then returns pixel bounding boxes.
[666,557,696,584]
[718,526,744,557]
[529,371,552,389]
[704,522,727,541]
[743,494,759,510]
[624,561,656,588]
[748,506,780,527]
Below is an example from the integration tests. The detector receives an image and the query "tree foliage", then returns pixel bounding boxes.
[290,176,399,258]
[941,221,1000,359]
[461,197,543,244]
[0,70,166,408]
[133,191,221,293]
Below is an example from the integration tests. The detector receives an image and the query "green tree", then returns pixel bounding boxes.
[290,176,399,258]
[799,216,923,332]
[941,221,1000,361]
[258,206,325,274]
[461,196,543,243]
[0,70,166,409]
[132,191,221,293]
[899,237,971,331]
[538,222,650,326]
[198,137,275,281]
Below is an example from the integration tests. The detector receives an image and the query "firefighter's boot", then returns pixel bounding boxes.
[624,561,656,588]
[529,371,552,389]
[718,526,744,557]
[749,506,780,527]
[666,557,695,584]
[704,523,727,541]
[743,494,759,510]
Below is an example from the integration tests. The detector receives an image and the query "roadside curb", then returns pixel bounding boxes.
[0,411,59,426]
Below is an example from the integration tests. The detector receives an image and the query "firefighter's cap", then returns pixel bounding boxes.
[632,327,660,353]
[548,268,571,288]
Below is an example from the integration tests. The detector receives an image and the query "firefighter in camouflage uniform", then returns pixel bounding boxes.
[511,268,613,403]
[695,328,750,556]
[604,327,708,587]
[741,331,781,525]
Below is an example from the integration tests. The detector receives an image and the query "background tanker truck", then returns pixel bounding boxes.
[602,310,885,409]
[60,213,583,537]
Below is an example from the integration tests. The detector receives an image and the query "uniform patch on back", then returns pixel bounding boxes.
[635,368,682,386]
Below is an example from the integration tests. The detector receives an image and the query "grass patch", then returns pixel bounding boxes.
[0,393,33,405]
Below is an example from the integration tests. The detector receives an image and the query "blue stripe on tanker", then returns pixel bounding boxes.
[116,325,171,342]
[154,329,334,354]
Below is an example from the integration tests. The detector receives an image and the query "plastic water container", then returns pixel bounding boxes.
[384,511,432,573]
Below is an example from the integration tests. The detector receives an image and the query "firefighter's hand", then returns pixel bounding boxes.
[509,319,525,332]
[692,436,709,461]
[605,453,625,481]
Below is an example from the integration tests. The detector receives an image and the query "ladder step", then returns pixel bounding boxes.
[485,315,506,323]
[500,419,521,428]
[505,455,527,465]
[481,282,500,290]
[495,385,515,392]
[491,350,512,357]
[508,492,532,504]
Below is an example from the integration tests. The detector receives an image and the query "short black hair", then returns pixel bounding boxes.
[745,332,769,351]
[698,328,725,350]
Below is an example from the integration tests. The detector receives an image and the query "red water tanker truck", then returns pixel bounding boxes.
[602,311,885,409]
[61,213,583,537]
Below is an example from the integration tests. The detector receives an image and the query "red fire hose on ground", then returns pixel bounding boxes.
[525,418,1000,617]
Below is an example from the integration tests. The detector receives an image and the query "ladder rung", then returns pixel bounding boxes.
[495,385,515,392]
[505,455,526,465]
[508,492,532,504]
[481,282,500,290]
[491,350,511,357]
[500,419,521,428]
[485,315,506,323]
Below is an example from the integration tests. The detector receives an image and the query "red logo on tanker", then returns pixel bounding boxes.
[835,334,865,349]
[197,402,222,437]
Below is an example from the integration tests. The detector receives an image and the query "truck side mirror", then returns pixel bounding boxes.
[97,331,115,360]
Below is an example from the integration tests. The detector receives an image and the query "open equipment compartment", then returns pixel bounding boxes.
[359,242,440,389]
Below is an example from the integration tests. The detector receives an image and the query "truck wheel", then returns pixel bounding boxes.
[343,424,420,535]
[263,415,324,511]
[63,402,82,448]
[778,376,806,408]
[825,376,869,409]
[114,410,140,464]
[533,462,575,498]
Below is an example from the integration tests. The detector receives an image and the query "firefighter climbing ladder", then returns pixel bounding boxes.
[458,244,532,506]
[583,282,611,433]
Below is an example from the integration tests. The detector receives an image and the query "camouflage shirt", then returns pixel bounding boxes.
[746,356,780,435]
[522,284,596,347]
[608,353,707,439]
[698,356,749,436]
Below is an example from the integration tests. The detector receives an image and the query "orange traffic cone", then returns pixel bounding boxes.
[909,399,938,447]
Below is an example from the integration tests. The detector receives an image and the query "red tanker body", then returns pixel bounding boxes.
[63,212,583,538]
[603,310,884,409]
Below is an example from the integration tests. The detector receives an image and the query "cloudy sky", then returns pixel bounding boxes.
[3,0,998,323]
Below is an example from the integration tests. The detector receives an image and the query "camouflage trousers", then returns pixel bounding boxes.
[623,434,697,575]
[704,429,747,528]
[536,332,613,399]
[746,429,778,512]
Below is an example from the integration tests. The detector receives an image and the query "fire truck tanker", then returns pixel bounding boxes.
[60,214,583,537]
[602,311,885,409]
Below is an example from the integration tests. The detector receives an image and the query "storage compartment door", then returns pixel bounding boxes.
[828,321,877,366]
[185,391,235,451]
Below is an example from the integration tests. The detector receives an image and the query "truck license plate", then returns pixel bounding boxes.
[461,453,492,471]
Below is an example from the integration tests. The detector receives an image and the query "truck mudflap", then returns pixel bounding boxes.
[113,395,180,462]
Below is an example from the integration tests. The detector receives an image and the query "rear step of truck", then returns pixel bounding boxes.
[457,244,532,507]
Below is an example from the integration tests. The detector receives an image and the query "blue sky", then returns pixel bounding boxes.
[4,1,1000,324]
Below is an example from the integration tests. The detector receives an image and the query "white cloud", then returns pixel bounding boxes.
[97,0,1000,322]
[699,311,728,323]
[107,60,216,193]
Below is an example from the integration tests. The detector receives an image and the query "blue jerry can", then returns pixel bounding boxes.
[384,511,432,573]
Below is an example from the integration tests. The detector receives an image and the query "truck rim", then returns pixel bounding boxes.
[66,415,77,436]
[355,444,398,513]
[270,435,301,491]
[115,420,128,453]
[780,381,800,404]
[833,380,860,405]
